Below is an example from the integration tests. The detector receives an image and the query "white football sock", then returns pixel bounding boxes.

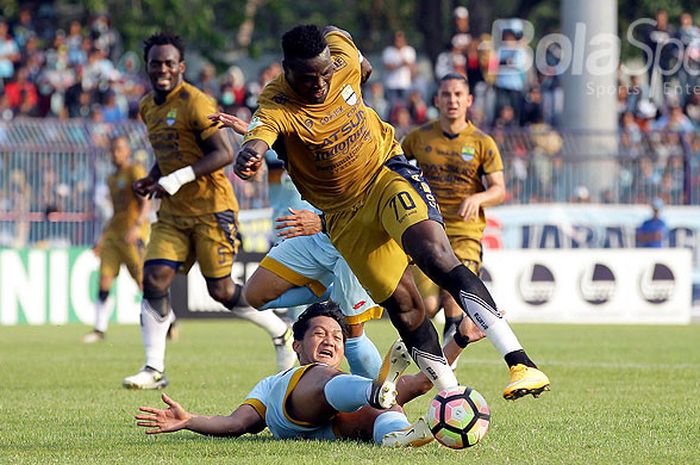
[458,290,523,356]
[411,346,458,391]
[94,297,112,333]
[141,300,174,373]
[230,306,288,338]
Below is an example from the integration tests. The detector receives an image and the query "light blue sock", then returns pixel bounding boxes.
[345,333,382,379]
[258,286,331,310]
[373,411,410,444]
[323,374,372,412]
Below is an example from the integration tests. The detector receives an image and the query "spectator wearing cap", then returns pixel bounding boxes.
[434,34,468,80]
[382,31,416,107]
[636,198,669,247]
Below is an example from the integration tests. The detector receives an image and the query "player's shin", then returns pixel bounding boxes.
[140,299,174,373]
[392,316,457,391]
[94,290,112,333]
[373,411,410,444]
[442,265,536,368]
[323,374,374,412]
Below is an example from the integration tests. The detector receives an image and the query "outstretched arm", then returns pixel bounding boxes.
[207,112,270,181]
[135,393,266,437]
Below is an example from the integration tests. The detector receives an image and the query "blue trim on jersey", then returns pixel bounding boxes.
[144,259,181,270]
[384,154,443,225]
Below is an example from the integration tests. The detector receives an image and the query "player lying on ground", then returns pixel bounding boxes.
[134,301,485,446]
[211,24,549,400]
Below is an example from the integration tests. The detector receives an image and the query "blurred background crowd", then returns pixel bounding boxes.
[0,2,699,247]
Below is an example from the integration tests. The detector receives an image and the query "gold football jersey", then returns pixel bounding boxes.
[140,81,237,216]
[402,120,503,230]
[243,31,402,213]
[103,162,148,238]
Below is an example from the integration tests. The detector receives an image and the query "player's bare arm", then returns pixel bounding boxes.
[458,170,506,222]
[156,130,234,197]
[135,393,265,437]
[125,195,150,245]
[234,139,269,180]
[208,112,248,135]
[133,163,161,198]
[275,208,323,238]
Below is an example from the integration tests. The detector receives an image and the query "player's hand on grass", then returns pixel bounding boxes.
[458,195,482,222]
[275,208,323,238]
[135,393,192,434]
[208,112,249,135]
[458,316,485,343]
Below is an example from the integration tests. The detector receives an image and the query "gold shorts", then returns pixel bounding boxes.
[326,156,442,303]
[99,235,146,283]
[145,210,239,279]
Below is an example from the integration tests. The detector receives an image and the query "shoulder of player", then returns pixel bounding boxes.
[257,77,293,109]
[178,81,216,105]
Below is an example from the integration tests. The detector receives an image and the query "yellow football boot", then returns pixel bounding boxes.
[503,364,550,400]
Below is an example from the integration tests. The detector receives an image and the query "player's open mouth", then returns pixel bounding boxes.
[318,349,334,358]
[156,77,171,87]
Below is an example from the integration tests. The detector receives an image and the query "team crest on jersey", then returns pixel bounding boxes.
[117,178,126,189]
[332,55,347,70]
[461,145,475,161]
[341,84,358,105]
[304,118,314,129]
[166,109,177,126]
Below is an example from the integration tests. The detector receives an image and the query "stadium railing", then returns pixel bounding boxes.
[0,119,696,247]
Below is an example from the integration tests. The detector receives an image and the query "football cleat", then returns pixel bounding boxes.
[82,330,105,344]
[273,327,297,372]
[368,339,411,409]
[122,367,169,390]
[503,364,551,400]
[382,416,434,448]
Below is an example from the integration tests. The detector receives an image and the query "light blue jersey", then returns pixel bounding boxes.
[243,364,337,440]
[265,150,318,244]
[263,233,382,323]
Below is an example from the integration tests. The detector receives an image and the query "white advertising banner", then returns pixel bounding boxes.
[481,249,692,324]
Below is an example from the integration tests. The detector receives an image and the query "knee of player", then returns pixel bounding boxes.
[142,271,170,295]
[207,280,235,305]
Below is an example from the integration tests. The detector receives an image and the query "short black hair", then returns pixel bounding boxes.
[292,301,349,342]
[440,72,469,86]
[282,25,327,61]
[143,32,185,63]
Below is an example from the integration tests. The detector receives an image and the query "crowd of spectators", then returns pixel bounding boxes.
[0,6,699,247]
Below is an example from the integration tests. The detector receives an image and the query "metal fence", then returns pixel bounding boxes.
[0,119,697,247]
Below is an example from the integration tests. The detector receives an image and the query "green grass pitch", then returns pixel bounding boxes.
[2,320,698,464]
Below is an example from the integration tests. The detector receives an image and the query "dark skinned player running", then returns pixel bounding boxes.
[210,25,549,400]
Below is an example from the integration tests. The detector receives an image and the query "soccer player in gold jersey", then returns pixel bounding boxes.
[122,32,294,390]
[402,72,505,345]
[212,25,549,401]
[83,135,150,343]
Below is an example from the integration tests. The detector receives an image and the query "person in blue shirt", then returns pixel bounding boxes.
[636,198,669,248]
